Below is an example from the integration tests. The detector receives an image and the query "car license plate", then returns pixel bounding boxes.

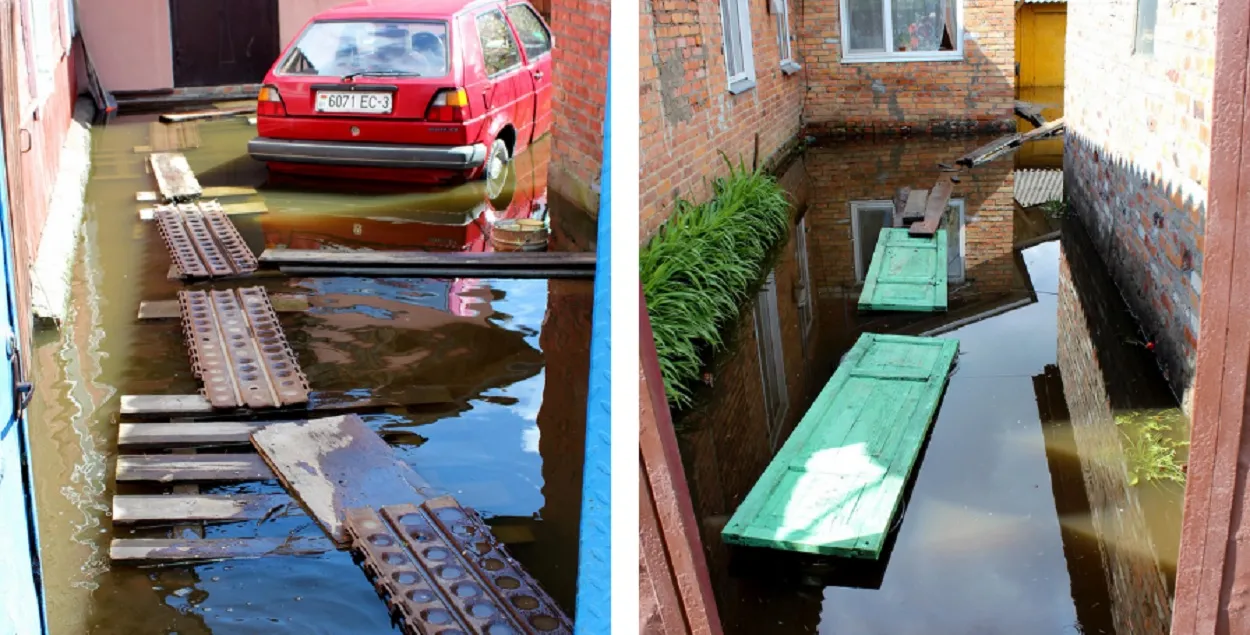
[315,91,393,114]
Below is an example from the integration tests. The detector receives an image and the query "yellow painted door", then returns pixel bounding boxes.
[1018,5,1066,89]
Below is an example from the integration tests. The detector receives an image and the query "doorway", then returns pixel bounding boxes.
[169,0,280,87]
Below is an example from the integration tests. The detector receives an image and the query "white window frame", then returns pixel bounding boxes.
[793,217,814,345]
[754,271,788,447]
[720,0,757,94]
[850,199,967,283]
[773,0,801,75]
[838,0,964,64]
[1133,0,1157,56]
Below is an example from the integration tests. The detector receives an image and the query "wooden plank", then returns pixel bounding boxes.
[220,200,268,215]
[136,191,159,202]
[900,188,928,224]
[119,387,456,417]
[909,179,954,237]
[202,186,258,198]
[1015,100,1047,127]
[859,228,949,312]
[957,117,1066,167]
[213,100,257,110]
[279,266,594,280]
[138,294,308,319]
[115,454,273,482]
[159,107,254,123]
[891,187,911,227]
[149,152,202,202]
[260,248,596,269]
[110,536,330,562]
[117,422,270,447]
[722,333,959,558]
[113,494,292,523]
[250,415,438,545]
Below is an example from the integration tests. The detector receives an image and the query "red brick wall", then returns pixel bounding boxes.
[800,0,1016,133]
[548,0,609,218]
[639,0,805,240]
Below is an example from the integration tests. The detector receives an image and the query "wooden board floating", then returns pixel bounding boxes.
[113,493,293,523]
[117,421,271,448]
[149,152,202,202]
[250,415,438,545]
[136,121,201,153]
[260,248,595,274]
[155,201,259,278]
[722,333,959,558]
[279,266,594,280]
[110,536,330,563]
[118,387,456,418]
[346,501,574,634]
[115,454,273,482]
[909,179,954,237]
[859,229,949,312]
[957,117,1066,167]
[180,287,310,409]
[138,294,308,320]
[138,186,258,202]
[159,106,254,123]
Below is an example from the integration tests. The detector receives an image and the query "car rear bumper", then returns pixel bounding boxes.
[247,138,487,170]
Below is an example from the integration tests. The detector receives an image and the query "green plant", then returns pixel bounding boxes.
[1115,409,1189,486]
[1041,198,1069,219]
[642,158,791,409]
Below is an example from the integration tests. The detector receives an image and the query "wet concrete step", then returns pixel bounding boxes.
[112,493,293,523]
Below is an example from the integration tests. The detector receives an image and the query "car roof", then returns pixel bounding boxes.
[313,0,505,20]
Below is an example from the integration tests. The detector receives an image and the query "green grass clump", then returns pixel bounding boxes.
[1115,409,1189,486]
[642,159,791,409]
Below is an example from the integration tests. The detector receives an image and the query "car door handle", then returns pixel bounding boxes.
[533,71,543,80]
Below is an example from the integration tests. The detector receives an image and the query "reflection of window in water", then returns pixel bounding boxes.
[851,199,966,283]
[278,20,450,77]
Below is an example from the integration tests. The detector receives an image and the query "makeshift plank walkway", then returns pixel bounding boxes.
[260,248,596,279]
[149,152,202,202]
[722,333,959,558]
[859,229,949,312]
[113,493,292,523]
[347,501,573,634]
[155,201,258,279]
[134,121,201,153]
[250,415,438,545]
[117,387,455,418]
[159,106,254,123]
[138,186,257,202]
[957,117,1065,167]
[110,536,331,563]
[179,287,310,409]
[138,294,307,320]
[115,454,273,482]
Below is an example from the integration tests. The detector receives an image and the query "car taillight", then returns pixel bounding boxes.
[257,85,286,117]
[426,88,468,122]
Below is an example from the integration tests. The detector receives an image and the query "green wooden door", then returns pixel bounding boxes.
[722,332,958,558]
[859,228,948,312]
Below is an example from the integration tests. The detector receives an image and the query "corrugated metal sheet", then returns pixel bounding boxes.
[1015,169,1064,207]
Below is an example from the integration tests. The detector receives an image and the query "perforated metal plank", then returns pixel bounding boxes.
[722,333,958,558]
[345,499,573,635]
[858,228,949,312]
[155,201,258,279]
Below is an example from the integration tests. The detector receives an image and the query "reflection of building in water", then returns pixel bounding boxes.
[1055,218,1183,635]
[802,137,1019,373]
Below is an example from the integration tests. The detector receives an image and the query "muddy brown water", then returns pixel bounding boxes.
[678,135,1186,634]
[28,115,590,634]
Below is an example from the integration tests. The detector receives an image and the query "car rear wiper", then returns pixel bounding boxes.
[342,70,421,81]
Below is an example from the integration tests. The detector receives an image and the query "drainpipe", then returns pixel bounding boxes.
[573,63,611,634]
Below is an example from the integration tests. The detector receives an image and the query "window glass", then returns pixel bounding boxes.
[1135,0,1157,54]
[277,20,449,77]
[720,0,744,76]
[506,5,552,59]
[775,0,793,61]
[891,0,958,52]
[477,9,523,75]
[846,0,885,51]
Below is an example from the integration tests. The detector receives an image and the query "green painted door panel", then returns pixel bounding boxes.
[859,228,948,312]
[721,332,958,558]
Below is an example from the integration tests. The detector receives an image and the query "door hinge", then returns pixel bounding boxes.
[8,336,31,415]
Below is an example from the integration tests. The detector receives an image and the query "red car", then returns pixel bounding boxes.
[247,0,553,185]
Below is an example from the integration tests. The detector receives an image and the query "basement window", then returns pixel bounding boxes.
[840,0,962,63]
[1134,0,1157,55]
[720,0,757,93]
[851,199,966,283]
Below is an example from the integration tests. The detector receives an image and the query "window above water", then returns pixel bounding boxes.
[841,0,962,63]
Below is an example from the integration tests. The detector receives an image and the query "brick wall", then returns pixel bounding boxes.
[548,0,610,218]
[639,0,805,239]
[801,136,1016,373]
[1056,218,1181,635]
[1064,0,1215,411]
[800,0,1015,134]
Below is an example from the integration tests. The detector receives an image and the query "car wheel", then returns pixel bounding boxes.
[483,138,512,204]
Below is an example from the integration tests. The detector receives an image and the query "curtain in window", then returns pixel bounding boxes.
[891,0,956,52]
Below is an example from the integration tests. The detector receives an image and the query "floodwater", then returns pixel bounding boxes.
[27,115,592,634]
[678,135,1187,634]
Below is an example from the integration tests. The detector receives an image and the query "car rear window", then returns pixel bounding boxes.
[277,20,450,78]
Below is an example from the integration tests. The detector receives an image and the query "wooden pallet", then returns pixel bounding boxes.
[722,333,959,558]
